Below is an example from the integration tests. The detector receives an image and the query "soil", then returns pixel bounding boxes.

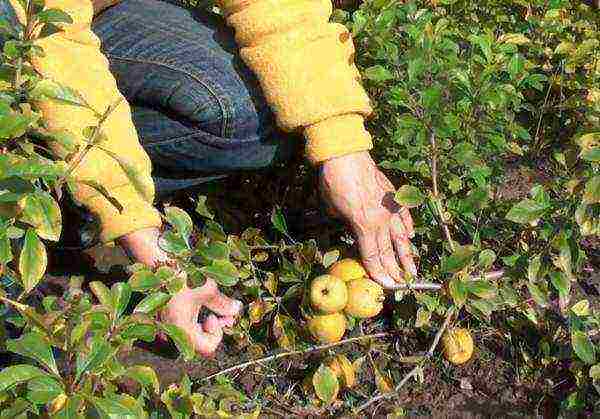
[46,160,599,418]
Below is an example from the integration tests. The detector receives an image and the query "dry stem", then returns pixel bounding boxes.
[197,332,390,383]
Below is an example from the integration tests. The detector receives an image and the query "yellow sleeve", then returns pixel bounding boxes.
[216,0,374,164]
[10,0,161,243]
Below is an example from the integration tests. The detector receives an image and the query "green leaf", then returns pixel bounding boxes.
[527,281,549,307]
[201,260,239,287]
[36,8,73,24]
[191,195,214,221]
[506,199,548,225]
[25,376,62,404]
[120,323,157,342]
[126,366,160,394]
[19,229,47,293]
[550,271,570,311]
[128,269,161,291]
[133,292,170,315]
[88,396,137,419]
[197,241,230,261]
[441,245,476,273]
[76,340,114,382]
[478,250,496,269]
[19,192,61,241]
[571,330,596,365]
[363,65,393,82]
[0,114,34,139]
[415,307,432,328]
[322,250,340,269]
[448,278,468,306]
[111,282,131,319]
[0,228,12,264]
[528,255,542,282]
[164,206,193,242]
[101,148,154,203]
[6,331,58,375]
[29,79,89,108]
[394,185,425,207]
[271,207,288,236]
[89,281,115,312]
[583,176,600,204]
[312,364,339,404]
[508,53,524,79]
[466,281,496,299]
[162,324,195,361]
[0,365,48,392]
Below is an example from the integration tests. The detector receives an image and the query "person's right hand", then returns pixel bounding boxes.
[320,151,417,289]
[119,227,243,357]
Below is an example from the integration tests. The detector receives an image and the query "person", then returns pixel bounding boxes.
[2,0,417,357]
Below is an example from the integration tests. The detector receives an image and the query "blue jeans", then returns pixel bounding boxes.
[1,0,297,194]
[92,0,298,194]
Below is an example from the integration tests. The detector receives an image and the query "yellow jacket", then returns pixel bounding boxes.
[10,0,373,243]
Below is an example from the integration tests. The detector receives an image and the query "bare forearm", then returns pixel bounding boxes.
[91,0,120,15]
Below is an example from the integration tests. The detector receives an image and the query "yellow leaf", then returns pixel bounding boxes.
[498,33,530,45]
[373,365,393,393]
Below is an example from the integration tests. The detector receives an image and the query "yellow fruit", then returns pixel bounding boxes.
[442,328,474,365]
[308,313,347,344]
[310,274,348,314]
[328,258,367,282]
[344,278,384,318]
[327,354,356,388]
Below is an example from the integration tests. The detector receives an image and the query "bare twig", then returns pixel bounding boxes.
[393,270,505,291]
[197,332,390,383]
[429,131,455,251]
[355,307,456,413]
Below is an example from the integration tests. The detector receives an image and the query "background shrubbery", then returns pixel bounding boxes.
[0,0,598,417]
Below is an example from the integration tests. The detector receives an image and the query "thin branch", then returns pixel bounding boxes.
[355,307,456,413]
[393,270,505,291]
[197,332,390,383]
[429,130,455,251]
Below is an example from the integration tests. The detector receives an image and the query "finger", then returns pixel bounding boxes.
[202,314,235,334]
[187,278,219,304]
[205,292,243,317]
[377,228,403,282]
[358,231,395,289]
[399,207,415,238]
[191,323,223,358]
[391,228,418,279]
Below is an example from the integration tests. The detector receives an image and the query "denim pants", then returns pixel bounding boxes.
[1,0,297,194]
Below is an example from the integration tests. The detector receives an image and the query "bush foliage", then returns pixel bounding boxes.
[0,0,598,416]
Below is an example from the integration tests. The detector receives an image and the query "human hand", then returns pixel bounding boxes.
[320,151,417,289]
[118,227,242,357]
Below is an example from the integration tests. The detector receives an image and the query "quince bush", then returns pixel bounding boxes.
[0,0,598,416]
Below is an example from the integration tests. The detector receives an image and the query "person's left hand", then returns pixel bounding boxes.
[320,151,417,289]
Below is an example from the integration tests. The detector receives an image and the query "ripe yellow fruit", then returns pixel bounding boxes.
[327,354,356,388]
[310,274,348,313]
[308,313,347,344]
[344,278,384,318]
[442,328,474,365]
[328,258,367,282]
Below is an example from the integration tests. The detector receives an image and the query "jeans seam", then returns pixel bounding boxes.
[105,54,232,138]
[142,127,262,149]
